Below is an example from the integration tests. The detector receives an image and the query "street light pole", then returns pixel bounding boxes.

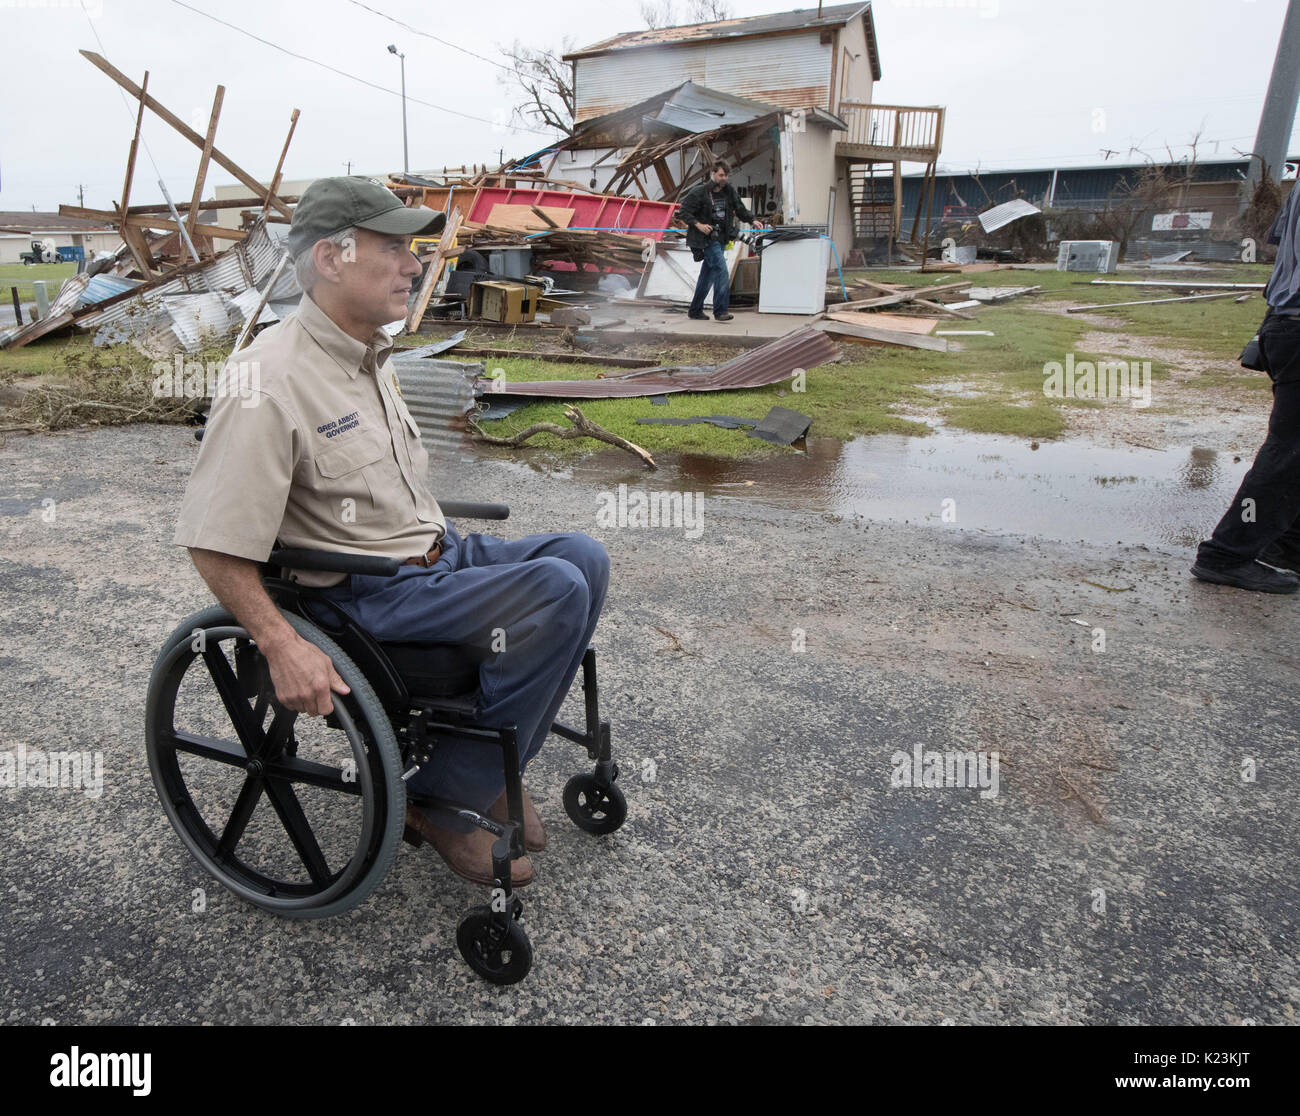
[387,44,409,176]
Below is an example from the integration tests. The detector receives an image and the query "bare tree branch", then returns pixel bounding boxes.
[639,1,677,28]
[498,39,576,137]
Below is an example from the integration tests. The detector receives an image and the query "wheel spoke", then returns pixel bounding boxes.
[263,754,362,796]
[261,705,298,760]
[201,645,265,757]
[262,776,331,886]
[217,776,264,857]
[166,729,249,767]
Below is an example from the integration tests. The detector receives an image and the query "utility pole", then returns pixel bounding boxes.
[77,184,86,207]
[1244,0,1300,204]
[344,160,353,174]
[387,44,409,175]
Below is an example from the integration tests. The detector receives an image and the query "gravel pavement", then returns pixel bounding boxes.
[1,424,1296,1024]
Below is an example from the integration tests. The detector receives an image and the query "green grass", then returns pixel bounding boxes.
[0,262,77,304]
[0,261,1279,453]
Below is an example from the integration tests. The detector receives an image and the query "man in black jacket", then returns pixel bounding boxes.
[679,160,762,322]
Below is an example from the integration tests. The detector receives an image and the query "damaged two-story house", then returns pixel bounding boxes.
[517,3,944,261]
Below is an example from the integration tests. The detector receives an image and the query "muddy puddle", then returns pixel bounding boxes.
[470,429,1253,550]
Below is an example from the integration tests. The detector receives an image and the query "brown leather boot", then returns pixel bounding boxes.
[405,805,534,887]
[488,788,546,851]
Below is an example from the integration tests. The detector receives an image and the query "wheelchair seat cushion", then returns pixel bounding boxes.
[380,642,484,698]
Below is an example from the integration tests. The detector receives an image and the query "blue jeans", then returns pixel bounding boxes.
[315,523,610,825]
[689,239,730,318]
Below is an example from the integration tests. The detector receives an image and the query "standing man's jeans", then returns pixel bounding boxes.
[1197,313,1300,567]
[313,523,609,828]
[689,239,730,318]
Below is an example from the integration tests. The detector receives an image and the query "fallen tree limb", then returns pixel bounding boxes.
[469,404,657,469]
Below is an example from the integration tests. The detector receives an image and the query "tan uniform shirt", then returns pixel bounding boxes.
[174,292,444,587]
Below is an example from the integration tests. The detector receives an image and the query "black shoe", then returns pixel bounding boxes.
[1259,542,1300,574]
[687,311,708,320]
[713,313,735,322]
[1190,560,1300,594]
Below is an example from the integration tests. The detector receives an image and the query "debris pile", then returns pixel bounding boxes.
[2,50,300,353]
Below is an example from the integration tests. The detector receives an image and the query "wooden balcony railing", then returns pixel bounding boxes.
[836,102,945,161]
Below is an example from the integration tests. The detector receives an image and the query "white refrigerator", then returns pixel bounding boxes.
[758,230,831,314]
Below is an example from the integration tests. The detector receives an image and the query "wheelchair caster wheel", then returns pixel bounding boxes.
[456,905,532,985]
[563,773,627,835]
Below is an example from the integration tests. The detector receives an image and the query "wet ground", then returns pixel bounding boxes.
[2,423,1295,1025]
[503,429,1253,552]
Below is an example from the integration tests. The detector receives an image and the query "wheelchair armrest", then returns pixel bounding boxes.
[267,548,402,577]
[439,500,509,520]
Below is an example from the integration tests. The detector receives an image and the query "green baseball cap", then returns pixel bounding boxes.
[287,175,447,259]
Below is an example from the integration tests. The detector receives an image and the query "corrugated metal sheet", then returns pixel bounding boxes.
[577,35,830,121]
[79,274,142,306]
[163,293,235,352]
[482,326,838,398]
[978,198,1042,234]
[650,81,776,132]
[78,219,284,334]
[704,33,830,113]
[391,355,482,456]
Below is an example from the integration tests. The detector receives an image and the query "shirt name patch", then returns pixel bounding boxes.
[317,411,361,439]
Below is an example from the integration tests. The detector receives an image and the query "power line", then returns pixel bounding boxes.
[166,0,551,136]
[79,0,171,198]
[344,0,516,74]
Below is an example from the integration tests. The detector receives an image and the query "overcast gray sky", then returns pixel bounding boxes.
[2,0,1296,214]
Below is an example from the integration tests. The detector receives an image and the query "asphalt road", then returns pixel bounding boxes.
[1,424,1296,1024]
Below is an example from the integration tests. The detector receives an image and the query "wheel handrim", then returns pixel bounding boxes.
[146,626,381,912]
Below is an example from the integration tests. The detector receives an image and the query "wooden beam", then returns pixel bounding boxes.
[529,205,560,228]
[1066,292,1239,313]
[124,195,301,215]
[652,158,676,197]
[59,204,248,241]
[186,85,225,255]
[405,208,463,333]
[263,108,300,219]
[119,71,154,278]
[79,50,293,218]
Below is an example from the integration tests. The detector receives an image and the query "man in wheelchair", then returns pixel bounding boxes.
[172,177,610,889]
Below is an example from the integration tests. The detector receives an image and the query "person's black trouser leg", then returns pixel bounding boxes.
[1196,316,1300,567]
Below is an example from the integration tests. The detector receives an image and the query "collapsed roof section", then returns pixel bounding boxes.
[512,81,843,203]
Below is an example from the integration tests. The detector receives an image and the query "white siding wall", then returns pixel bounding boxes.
[833,15,873,112]
[575,33,833,121]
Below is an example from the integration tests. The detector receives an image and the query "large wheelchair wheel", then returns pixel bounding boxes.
[145,605,405,919]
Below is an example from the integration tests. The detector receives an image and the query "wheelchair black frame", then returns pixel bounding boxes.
[263,577,617,910]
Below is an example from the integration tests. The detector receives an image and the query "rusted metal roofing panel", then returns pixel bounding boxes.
[577,47,706,122]
[566,3,870,58]
[576,34,830,122]
[704,32,830,110]
[479,326,838,399]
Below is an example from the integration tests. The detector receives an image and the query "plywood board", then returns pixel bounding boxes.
[828,312,942,335]
[485,203,575,232]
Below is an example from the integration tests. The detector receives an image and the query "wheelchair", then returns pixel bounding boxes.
[144,501,625,985]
